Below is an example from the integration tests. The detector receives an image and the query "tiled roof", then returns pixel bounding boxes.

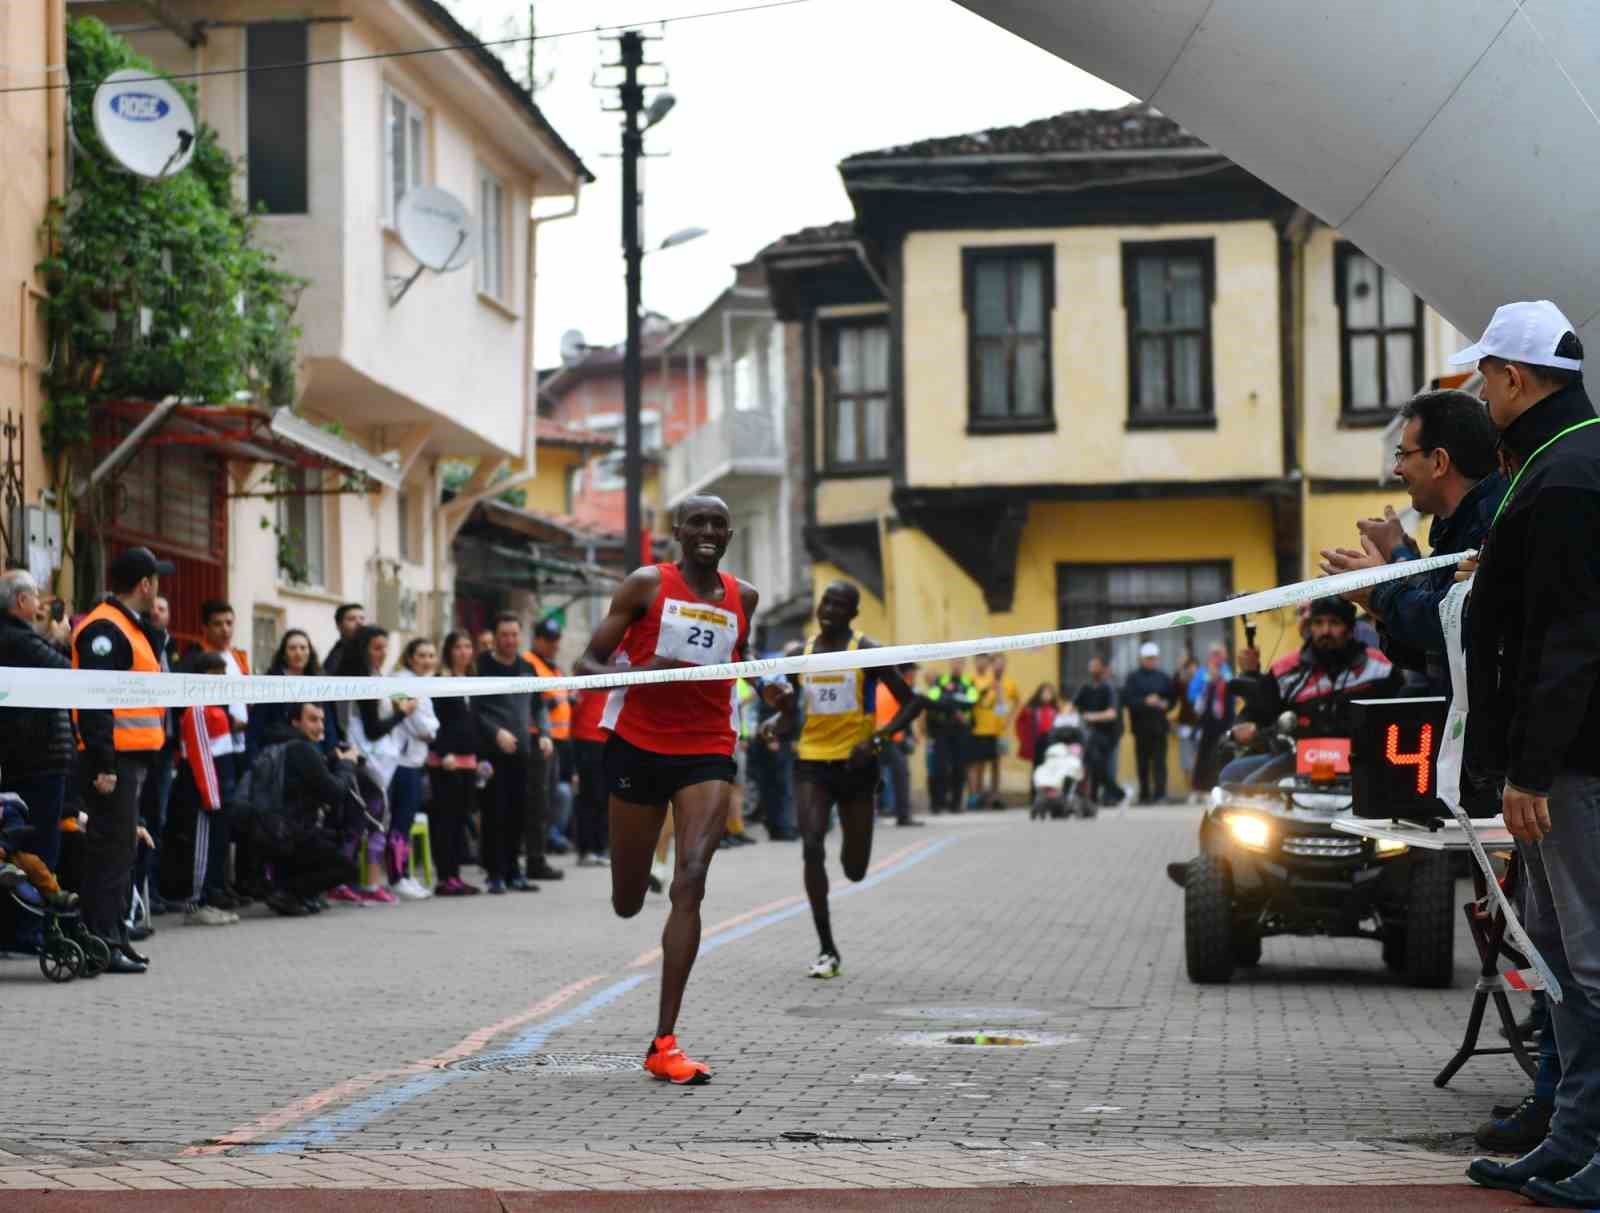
[536,418,615,449]
[761,220,859,254]
[842,102,1209,161]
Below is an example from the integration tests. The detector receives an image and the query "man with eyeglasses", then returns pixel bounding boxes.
[1319,388,1504,695]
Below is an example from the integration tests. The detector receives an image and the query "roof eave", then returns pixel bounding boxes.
[407,0,594,185]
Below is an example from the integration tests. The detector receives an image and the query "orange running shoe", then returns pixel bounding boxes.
[644,1034,711,1085]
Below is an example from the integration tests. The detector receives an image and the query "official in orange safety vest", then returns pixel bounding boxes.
[525,616,577,856]
[71,545,174,970]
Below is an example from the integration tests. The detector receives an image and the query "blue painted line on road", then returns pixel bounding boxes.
[699,834,957,957]
[252,975,648,1154]
[250,835,956,1153]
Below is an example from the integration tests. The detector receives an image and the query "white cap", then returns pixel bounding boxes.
[1450,300,1583,372]
[1139,642,1160,659]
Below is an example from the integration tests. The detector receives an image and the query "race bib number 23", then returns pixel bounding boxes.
[656,599,738,666]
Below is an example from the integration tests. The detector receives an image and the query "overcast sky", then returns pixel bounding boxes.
[443,0,1129,366]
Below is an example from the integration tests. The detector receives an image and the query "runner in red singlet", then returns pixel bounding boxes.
[575,495,758,1085]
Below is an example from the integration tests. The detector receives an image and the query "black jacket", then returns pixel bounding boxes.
[260,721,359,829]
[432,687,491,757]
[473,652,542,755]
[1466,381,1600,794]
[0,611,75,778]
[1371,472,1506,692]
[1121,668,1176,735]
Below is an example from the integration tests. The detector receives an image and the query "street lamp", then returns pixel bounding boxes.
[643,92,676,130]
[654,226,707,253]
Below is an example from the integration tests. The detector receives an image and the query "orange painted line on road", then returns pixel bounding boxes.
[183,974,603,1156]
[626,836,935,969]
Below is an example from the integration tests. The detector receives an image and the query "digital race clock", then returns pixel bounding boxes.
[1350,697,1448,822]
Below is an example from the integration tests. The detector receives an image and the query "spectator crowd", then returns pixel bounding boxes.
[0,559,1229,978]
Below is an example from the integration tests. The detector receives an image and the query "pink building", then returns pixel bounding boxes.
[538,318,707,536]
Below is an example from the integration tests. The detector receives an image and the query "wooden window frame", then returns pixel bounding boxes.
[1055,559,1233,693]
[821,317,892,477]
[962,245,1057,435]
[1334,241,1424,428]
[1121,238,1217,430]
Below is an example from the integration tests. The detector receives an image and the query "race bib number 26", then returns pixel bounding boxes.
[806,670,858,716]
[656,599,738,666]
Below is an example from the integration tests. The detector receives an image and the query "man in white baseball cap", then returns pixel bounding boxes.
[1449,299,1584,432]
[1456,302,1600,1204]
[1122,641,1175,805]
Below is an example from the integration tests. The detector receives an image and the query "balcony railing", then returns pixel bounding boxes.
[664,408,785,505]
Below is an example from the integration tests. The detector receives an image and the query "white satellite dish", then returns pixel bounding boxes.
[92,68,196,179]
[396,186,477,274]
[559,329,588,366]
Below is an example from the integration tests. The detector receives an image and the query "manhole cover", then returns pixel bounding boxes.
[891,1029,1074,1049]
[446,1053,643,1075]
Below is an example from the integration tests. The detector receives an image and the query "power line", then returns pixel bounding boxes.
[0,0,811,94]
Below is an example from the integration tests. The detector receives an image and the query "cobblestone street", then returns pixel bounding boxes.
[2,807,1529,1203]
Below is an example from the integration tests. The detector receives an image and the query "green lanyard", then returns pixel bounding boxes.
[1490,417,1600,529]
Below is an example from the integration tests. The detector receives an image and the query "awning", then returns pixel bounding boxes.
[89,399,404,491]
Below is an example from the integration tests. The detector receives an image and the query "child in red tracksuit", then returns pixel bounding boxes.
[170,655,239,926]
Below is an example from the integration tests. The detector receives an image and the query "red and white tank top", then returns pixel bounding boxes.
[601,563,748,757]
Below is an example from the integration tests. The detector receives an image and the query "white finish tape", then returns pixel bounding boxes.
[0,550,1470,710]
[1435,576,1560,1000]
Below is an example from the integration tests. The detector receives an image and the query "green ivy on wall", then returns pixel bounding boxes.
[36,16,306,586]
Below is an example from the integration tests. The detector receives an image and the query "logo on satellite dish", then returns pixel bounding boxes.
[109,92,170,122]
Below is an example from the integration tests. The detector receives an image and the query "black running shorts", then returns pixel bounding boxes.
[795,758,880,805]
[603,733,736,806]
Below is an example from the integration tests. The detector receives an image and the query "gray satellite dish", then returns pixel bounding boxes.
[396,186,477,273]
[559,329,588,366]
[92,69,196,179]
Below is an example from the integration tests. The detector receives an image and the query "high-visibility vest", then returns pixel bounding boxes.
[71,600,164,752]
[525,650,572,741]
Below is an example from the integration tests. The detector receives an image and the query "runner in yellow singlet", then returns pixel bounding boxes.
[763,581,922,978]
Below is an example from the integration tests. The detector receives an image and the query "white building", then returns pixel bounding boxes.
[662,261,810,647]
[84,0,589,665]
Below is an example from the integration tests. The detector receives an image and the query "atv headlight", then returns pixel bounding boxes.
[1375,838,1410,858]
[1223,811,1271,852]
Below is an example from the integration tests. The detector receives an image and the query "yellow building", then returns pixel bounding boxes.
[763,105,1468,794]
[0,1,66,581]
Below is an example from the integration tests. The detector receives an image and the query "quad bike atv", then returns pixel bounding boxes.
[1172,691,1455,988]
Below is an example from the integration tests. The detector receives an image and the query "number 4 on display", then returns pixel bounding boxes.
[1385,723,1434,795]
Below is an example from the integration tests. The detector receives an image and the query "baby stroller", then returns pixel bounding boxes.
[1030,719,1096,821]
[1,823,110,983]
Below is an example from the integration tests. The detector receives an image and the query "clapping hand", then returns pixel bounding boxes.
[1356,506,1413,562]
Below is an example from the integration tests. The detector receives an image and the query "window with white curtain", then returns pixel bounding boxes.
[1057,562,1232,696]
[963,246,1054,428]
[383,86,426,225]
[822,320,890,470]
[1336,243,1422,418]
[478,167,506,300]
[1123,240,1215,423]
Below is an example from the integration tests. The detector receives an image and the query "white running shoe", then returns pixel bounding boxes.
[392,876,431,900]
[186,904,239,926]
[808,953,841,980]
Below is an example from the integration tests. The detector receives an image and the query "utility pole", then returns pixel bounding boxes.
[618,29,646,572]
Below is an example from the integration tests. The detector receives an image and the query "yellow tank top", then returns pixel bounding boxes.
[797,634,875,762]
